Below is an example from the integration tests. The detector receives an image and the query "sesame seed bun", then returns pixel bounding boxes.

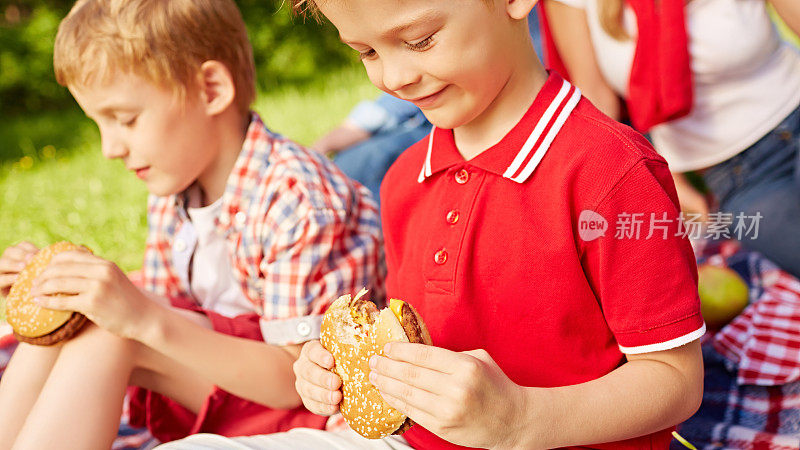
[320,290,431,439]
[5,242,90,346]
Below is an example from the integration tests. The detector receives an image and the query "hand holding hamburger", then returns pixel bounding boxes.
[5,241,158,342]
[294,289,431,438]
[3,242,90,345]
[294,290,528,448]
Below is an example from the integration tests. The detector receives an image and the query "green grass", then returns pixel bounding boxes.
[0,66,378,320]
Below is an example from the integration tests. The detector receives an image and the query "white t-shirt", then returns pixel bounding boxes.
[185,196,254,318]
[553,0,800,171]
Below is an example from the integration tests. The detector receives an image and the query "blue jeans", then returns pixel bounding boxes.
[333,119,431,207]
[702,105,800,278]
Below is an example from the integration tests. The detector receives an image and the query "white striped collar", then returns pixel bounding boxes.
[418,78,581,184]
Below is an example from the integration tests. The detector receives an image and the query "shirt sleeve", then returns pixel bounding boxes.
[347,99,393,134]
[373,93,423,123]
[257,187,382,346]
[581,158,705,354]
[347,93,423,134]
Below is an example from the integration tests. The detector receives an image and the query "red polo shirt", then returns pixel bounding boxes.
[380,73,705,450]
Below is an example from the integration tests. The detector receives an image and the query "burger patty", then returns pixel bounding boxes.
[400,303,423,343]
[14,312,87,346]
[392,302,429,435]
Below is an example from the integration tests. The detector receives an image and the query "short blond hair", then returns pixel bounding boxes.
[289,0,495,20]
[289,0,322,20]
[54,0,256,114]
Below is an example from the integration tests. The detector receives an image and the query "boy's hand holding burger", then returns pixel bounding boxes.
[368,344,530,449]
[28,248,159,341]
[293,290,529,449]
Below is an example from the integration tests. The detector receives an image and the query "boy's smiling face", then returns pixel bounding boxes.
[70,73,221,197]
[319,0,533,131]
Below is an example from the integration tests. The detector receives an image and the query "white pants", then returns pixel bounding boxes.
[155,428,415,450]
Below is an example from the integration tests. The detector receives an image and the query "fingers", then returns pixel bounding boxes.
[296,349,341,391]
[0,274,18,295]
[0,242,38,271]
[305,340,335,369]
[48,250,98,265]
[293,341,342,416]
[377,390,440,431]
[0,257,26,274]
[35,259,104,283]
[369,354,451,394]
[382,342,459,374]
[31,277,91,298]
[369,366,442,416]
[17,241,39,254]
[0,242,40,294]
[295,377,342,415]
[33,293,84,312]
[31,254,118,296]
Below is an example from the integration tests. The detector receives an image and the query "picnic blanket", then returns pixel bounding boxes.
[2,241,799,449]
[673,241,800,449]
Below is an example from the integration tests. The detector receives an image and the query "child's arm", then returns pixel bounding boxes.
[311,119,371,155]
[542,0,622,120]
[30,251,302,409]
[368,340,703,449]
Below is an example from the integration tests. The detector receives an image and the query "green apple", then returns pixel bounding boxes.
[697,264,749,329]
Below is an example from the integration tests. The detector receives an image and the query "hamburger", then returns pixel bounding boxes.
[320,289,432,439]
[5,242,90,346]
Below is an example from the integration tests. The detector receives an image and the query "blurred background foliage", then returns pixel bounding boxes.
[0,0,358,117]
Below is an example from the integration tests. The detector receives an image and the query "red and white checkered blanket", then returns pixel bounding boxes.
[700,241,800,386]
[674,240,800,449]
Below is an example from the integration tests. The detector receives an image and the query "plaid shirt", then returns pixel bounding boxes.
[140,113,383,345]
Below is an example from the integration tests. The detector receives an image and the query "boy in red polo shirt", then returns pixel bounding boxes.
[165,0,705,449]
[290,0,707,448]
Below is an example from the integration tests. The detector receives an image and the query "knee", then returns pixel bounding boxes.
[64,322,141,362]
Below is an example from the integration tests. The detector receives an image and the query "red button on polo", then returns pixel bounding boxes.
[446,210,459,224]
[455,169,469,184]
[434,249,448,265]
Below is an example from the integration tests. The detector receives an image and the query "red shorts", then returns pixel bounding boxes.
[127,301,326,443]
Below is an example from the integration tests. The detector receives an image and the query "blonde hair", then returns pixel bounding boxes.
[289,0,321,20]
[598,0,629,41]
[54,0,256,114]
[289,0,494,20]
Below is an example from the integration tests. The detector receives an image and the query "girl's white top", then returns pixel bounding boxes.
[554,0,800,171]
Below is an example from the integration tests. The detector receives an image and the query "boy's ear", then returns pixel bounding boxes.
[196,60,236,116]
[505,0,538,20]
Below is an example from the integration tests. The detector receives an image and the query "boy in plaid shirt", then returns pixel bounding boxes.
[0,0,382,447]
